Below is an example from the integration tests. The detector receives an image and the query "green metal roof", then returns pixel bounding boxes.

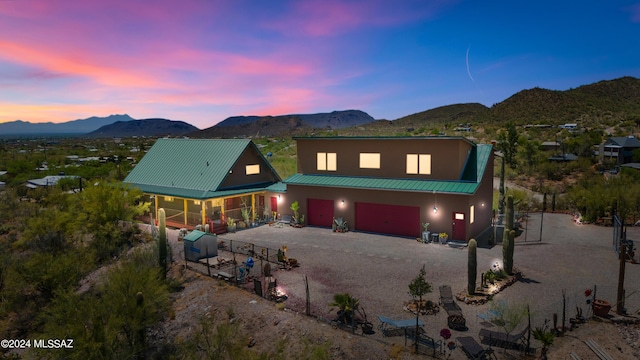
[283,143,493,195]
[183,230,207,242]
[124,138,280,199]
[284,174,478,194]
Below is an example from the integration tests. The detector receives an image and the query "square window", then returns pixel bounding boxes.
[406,154,418,174]
[360,153,380,169]
[246,164,260,175]
[317,152,327,170]
[419,154,431,174]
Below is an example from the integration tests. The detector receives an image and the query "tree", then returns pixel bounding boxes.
[490,300,528,354]
[497,123,519,168]
[408,265,432,353]
[76,182,148,229]
[532,320,555,360]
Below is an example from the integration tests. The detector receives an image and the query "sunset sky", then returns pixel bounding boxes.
[1,1,639,129]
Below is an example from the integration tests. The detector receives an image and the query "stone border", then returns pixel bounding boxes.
[455,270,523,305]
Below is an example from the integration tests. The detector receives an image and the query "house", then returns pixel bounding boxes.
[26,175,79,189]
[540,141,560,151]
[595,135,640,164]
[280,136,494,242]
[123,138,283,232]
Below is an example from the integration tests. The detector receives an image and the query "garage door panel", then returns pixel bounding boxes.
[355,202,420,238]
[307,199,334,227]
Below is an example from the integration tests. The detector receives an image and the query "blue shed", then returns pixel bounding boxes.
[183,230,218,262]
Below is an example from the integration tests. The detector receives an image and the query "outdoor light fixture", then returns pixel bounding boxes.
[341,199,345,205]
[433,190,438,213]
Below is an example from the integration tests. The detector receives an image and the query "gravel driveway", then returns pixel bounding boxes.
[164,213,640,346]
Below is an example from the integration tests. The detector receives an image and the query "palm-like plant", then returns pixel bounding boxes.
[330,293,360,324]
[532,320,555,360]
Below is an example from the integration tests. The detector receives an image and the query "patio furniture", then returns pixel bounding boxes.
[479,325,529,349]
[377,315,424,337]
[457,336,496,360]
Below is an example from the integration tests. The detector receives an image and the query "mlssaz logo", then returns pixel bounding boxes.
[34,339,74,349]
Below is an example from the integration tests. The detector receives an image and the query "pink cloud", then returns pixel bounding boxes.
[264,0,452,37]
[628,4,640,22]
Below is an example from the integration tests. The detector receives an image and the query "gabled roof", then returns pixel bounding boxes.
[605,136,640,148]
[284,144,492,195]
[123,138,280,199]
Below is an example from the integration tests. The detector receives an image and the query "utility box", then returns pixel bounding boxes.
[183,230,218,262]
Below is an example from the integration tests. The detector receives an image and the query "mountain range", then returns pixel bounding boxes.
[1,76,639,138]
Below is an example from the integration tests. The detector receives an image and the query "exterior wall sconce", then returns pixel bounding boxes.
[341,199,345,205]
[433,190,438,213]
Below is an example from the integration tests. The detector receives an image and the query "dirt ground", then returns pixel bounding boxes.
[150,216,640,359]
[157,262,640,360]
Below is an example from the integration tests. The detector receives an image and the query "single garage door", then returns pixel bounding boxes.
[307,199,334,227]
[355,202,420,238]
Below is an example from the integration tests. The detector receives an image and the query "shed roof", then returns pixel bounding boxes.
[183,230,214,242]
[124,138,280,199]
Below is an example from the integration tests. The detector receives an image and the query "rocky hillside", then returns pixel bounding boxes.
[198,110,375,137]
[87,118,199,138]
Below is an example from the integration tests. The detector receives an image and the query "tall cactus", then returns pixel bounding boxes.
[503,195,515,275]
[505,230,515,275]
[158,208,167,278]
[468,239,477,295]
[498,156,505,221]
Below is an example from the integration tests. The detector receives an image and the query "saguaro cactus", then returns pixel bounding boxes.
[468,239,477,295]
[503,195,515,274]
[158,208,167,278]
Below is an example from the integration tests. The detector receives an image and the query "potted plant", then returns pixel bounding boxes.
[421,222,430,242]
[592,299,611,317]
[226,217,236,233]
[439,232,448,243]
[290,200,300,225]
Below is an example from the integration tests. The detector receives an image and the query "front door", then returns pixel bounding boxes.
[452,212,466,241]
[270,196,278,216]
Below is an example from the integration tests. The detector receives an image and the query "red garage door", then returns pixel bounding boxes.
[355,202,420,238]
[307,199,334,227]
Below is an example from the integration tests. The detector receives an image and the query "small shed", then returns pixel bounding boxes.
[183,230,218,262]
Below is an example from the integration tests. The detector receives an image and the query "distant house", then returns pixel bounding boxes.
[548,153,578,162]
[123,138,284,232]
[281,136,494,242]
[26,175,78,189]
[540,141,560,151]
[595,135,640,164]
[558,123,578,130]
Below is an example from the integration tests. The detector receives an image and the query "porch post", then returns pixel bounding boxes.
[183,198,188,225]
[154,195,158,223]
[201,201,206,225]
[251,194,256,223]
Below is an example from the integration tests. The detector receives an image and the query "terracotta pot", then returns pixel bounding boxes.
[592,299,611,317]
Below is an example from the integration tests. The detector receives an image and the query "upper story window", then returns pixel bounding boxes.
[406,154,431,174]
[317,152,337,171]
[359,153,380,169]
[245,164,260,175]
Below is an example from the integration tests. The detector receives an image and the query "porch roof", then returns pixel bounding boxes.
[124,138,281,199]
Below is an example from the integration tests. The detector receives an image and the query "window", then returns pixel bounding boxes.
[406,154,431,174]
[317,152,337,171]
[470,205,475,224]
[359,153,380,169]
[164,196,174,202]
[245,164,260,175]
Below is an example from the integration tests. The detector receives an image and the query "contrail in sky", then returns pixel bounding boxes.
[466,45,475,82]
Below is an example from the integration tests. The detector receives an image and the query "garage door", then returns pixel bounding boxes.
[307,199,334,227]
[355,202,420,238]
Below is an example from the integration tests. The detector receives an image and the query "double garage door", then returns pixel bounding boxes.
[355,202,420,238]
[307,199,421,238]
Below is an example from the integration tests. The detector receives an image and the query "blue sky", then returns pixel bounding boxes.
[1,0,639,128]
